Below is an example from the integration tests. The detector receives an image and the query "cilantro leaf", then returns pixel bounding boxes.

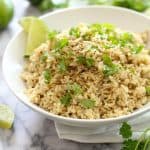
[119,32,133,47]
[120,32,133,42]
[86,58,95,68]
[90,23,115,34]
[60,92,72,106]
[40,51,49,62]
[82,32,92,41]
[69,27,80,38]
[101,23,115,33]
[131,45,144,54]
[67,83,82,95]
[89,45,99,51]
[103,64,120,76]
[43,69,51,84]
[120,122,132,139]
[55,38,69,52]
[80,99,95,109]
[102,54,113,66]
[48,30,57,40]
[90,23,102,33]
[145,86,150,96]
[58,58,68,73]
[102,54,120,76]
[77,55,95,68]
[121,139,138,150]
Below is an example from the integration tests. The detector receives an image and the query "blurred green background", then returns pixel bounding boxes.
[0,0,150,30]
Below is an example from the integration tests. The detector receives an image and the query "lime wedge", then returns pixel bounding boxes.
[19,16,36,32]
[0,104,14,129]
[19,17,49,56]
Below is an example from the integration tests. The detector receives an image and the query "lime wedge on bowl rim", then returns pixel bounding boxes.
[19,17,49,57]
[0,104,14,129]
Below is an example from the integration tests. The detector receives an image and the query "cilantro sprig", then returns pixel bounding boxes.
[120,122,150,150]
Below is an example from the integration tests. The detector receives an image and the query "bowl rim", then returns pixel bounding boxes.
[2,5,150,123]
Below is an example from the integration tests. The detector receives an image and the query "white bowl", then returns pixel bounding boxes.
[2,6,150,128]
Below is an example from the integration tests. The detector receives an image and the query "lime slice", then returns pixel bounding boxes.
[0,104,14,129]
[19,17,49,56]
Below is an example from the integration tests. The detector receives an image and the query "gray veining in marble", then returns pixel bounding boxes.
[0,0,121,149]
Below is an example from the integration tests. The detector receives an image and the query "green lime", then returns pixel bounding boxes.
[20,17,49,56]
[0,104,15,129]
[0,0,14,30]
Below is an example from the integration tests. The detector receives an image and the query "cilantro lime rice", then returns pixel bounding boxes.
[21,23,150,119]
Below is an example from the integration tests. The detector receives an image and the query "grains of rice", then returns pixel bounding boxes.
[21,23,150,119]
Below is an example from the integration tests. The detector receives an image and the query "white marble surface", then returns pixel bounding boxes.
[0,0,121,149]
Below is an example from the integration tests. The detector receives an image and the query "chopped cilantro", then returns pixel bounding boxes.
[103,44,114,49]
[108,34,119,45]
[101,23,115,33]
[102,54,120,76]
[90,23,102,33]
[48,30,57,40]
[60,92,72,106]
[58,58,68,73]
[90,23,115,34]
[102,54,113,66]
[82,32,91,41]
[67,83,82,96]
[40,51,49,62]
[43,69,51,84]
[80,99,95,109]
[145,86,150,96]
[120,122,132,139]
[69,27,80,38]
[103,64,120,76]
[55,38,69,52]
[122,139,138,150]
[119,32,133,47]
[88,45,99,51]
[86,58,95,68]
[120,32,133,42]
[77,55,95,68]
[131,45,144,54]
